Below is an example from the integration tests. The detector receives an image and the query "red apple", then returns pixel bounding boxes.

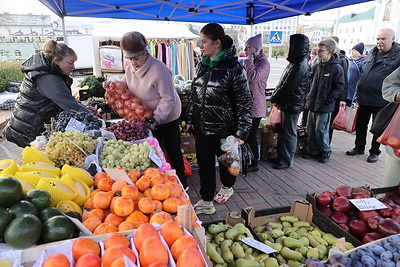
[322,190,337,197]
[352,192,369,199]
[389,203,400,210]
[380,197,395,206]
[390,194,400,205]
[339,223,350,233]
[332,196,351,212]
[359,210,379,222]
[330,211,349,225]
[362,232,383,244]
[317,193,332,207]
[319,206,333,217]
[348,219,369,236]
[378,203,393,218]
[392,208,400,219]
[367,215,384,230]
[336,185,352,198]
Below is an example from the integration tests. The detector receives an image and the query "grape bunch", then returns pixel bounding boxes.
[54,110,103,132]
[45,131,98,168]
[84,97,118,118]
[99,139,157,172]
[106,118,151,141]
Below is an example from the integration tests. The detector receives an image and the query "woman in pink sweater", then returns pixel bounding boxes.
[120,31,187,189]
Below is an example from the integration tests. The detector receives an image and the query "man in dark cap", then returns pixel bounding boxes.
[347,43,366,106]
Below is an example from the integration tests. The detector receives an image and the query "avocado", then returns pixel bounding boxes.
[4,214,42,248]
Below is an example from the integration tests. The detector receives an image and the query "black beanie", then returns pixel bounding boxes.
[352,43,364,54]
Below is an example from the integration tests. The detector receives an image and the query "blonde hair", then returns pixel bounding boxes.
[42,40,77,62]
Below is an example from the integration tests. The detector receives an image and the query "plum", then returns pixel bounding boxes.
[384,242,397,252]
[381,251,394,261]
[360,255,376,266]
[369,244,385,256]
[392,252,400,262]
[350,251,361,261]
[352,260,364,267]
[329,254,348,265]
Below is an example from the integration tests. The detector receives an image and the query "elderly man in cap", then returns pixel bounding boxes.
[346,28,400,163]
[243,34,270,172]
[120,31,188,189]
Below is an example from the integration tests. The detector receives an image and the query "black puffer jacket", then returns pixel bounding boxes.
[271,34,310,113]
[187,35,252,140]
[4,52,74,147]
[306,53,344,113]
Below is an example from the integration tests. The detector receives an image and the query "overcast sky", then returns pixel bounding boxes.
[0,0,377,24]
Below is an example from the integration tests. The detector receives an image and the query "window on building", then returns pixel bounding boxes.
[12,37,17,42]
[383,0,392,21]
[15,50,22,57]
[31,20,37,25]
[0,50,5,56]
[0,37,4,42]
[25,37,29,42]
[21,20,26,25]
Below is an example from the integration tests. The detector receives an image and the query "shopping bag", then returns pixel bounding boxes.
[265,106,281,133]
[344,105,358,133]
[164,151,192,177]
[239,143,255,178]
[377,104,400,157]
[332,105,348,131]
[370,102,400,137]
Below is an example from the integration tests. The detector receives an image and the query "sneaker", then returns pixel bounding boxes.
[320,151,331,163]
[214,186,234,203]
[367,154,379,163]
[193,199,215,214]
[346,147,364,156]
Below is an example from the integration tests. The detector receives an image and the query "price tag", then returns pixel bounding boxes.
[65,118,86,133]
[349,198,388,211]
[149,149,163,167]
[104,168,134,185]
[240,237,277,254]
[100,129,116,139]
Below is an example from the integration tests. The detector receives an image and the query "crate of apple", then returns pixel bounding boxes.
[309,185,400,244]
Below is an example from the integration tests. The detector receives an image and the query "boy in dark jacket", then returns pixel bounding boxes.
[303,38,345,163]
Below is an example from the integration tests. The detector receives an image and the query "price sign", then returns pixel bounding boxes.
[240,237,277,254]
[349,198,388,211]
[149,149,163,167]
[100,129,116,139]
[65,118,86,132]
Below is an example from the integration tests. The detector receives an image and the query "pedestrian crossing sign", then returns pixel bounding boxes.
[270,31,283,44]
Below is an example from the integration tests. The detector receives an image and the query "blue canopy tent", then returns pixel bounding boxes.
[39,0,374,25]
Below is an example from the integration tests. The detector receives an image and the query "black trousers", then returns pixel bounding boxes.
[354,105,385,155]
[329,100,340,144]
[195,132,236,201]
[245,118,261,166]
[153,119,187,187]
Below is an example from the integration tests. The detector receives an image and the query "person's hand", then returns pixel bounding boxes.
[340,101,346,107]
[396,92,400,103]
[103,80,111,89]
[234,137,244,145]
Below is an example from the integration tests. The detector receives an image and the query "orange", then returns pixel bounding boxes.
[160,220,184,247]
[139,236,168,267]
[102,245,136,267]
[104,232,130,250]
[171,235,198,260]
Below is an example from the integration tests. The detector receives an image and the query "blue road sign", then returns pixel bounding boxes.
[270,31,283,44]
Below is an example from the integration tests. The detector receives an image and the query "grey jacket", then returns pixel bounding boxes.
[382,66,400,102]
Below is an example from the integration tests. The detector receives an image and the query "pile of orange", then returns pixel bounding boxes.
[82,168,194,234]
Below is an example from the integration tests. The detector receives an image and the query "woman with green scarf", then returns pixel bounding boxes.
[186,23,252,214]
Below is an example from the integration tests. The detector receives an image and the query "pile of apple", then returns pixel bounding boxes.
[316,185,400,244]
[104,81,153,121]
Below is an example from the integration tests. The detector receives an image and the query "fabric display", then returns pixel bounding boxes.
[148,39,196,80]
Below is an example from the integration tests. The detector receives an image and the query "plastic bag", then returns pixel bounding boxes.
[377,105,400,157]
[332,105,348,131]
[164,151,193,177]
[218,136,240,176]
[265,106,281,133]
[240,143,255,178]
[344,105,358,133]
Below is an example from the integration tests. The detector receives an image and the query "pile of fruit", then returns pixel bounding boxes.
[105,118,151,141]
[84,97,118,119]
[82,168,195,234]
[41,222,204,267]
[315,185,400,244]
[104,81,153,121]
[51,110,103,133]
[0,177,81,249]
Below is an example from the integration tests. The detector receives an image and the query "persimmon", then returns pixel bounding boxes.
[94,172,108,186]
[113,196,134,217]
[97,178,114,191]
[171,235,198,260]
[154,199,163,210]
[147,263,168,267]
[111,180,128,194]
[179,193,191,205]
[118,221,136,231]
[165,175,179,183]
[151,184,170,201]
[104,232,130,249]
[83,217,102,233]
[134,223,159,251]
[43,253,70,267]
[136,176,151,192]
[143,168,160,179]
[165,182,181,198]
[150,175,165,187]
[127,169,141,183]
[84,197,95,210]
[160,220,184,247]
[126,210,149,225]
[109,258,125,267]
[149,211,172,225]
[93,222,118,235]
[104,212,124,227]
[76,253,101,267]
[83,208,105,221]
[121,185,139,200]
[102,245,136,267]
[72,238,101,260]
[177,247,204,267]
[143,188,152,198]
[162,197,181,213]
[90,188,101,197]
[138,197,156,214]
[93,191,112,209]
[139,236,168,267]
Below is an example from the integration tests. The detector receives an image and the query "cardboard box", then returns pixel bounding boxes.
[261,143,277,160]
[296,137,308,154]
[262,132,278,145]
[306,186,373,247]
[181,135,196,154]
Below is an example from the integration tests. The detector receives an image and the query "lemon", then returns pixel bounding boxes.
[57,200,82,216]
[0,159,20,175]
[22,146,55,165]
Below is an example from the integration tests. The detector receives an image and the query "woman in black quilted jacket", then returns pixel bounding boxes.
[186,23,252,214]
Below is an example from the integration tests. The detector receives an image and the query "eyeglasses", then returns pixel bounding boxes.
[317,49,327,53]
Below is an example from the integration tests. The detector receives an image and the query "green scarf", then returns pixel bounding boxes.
[202,50,226,68]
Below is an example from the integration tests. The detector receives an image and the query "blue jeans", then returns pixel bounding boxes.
[307,111,332,155]
[277,111,300,167]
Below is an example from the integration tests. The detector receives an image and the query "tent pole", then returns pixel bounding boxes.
[250,24,254,36]
[62,16,67,45]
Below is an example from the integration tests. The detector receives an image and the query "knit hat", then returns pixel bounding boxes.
[120,31,148,57]
[352,43,364,54]
[246,34,262,50]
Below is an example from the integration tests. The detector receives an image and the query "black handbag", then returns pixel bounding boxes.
[370,102,399,136]
[240,143,255,178]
